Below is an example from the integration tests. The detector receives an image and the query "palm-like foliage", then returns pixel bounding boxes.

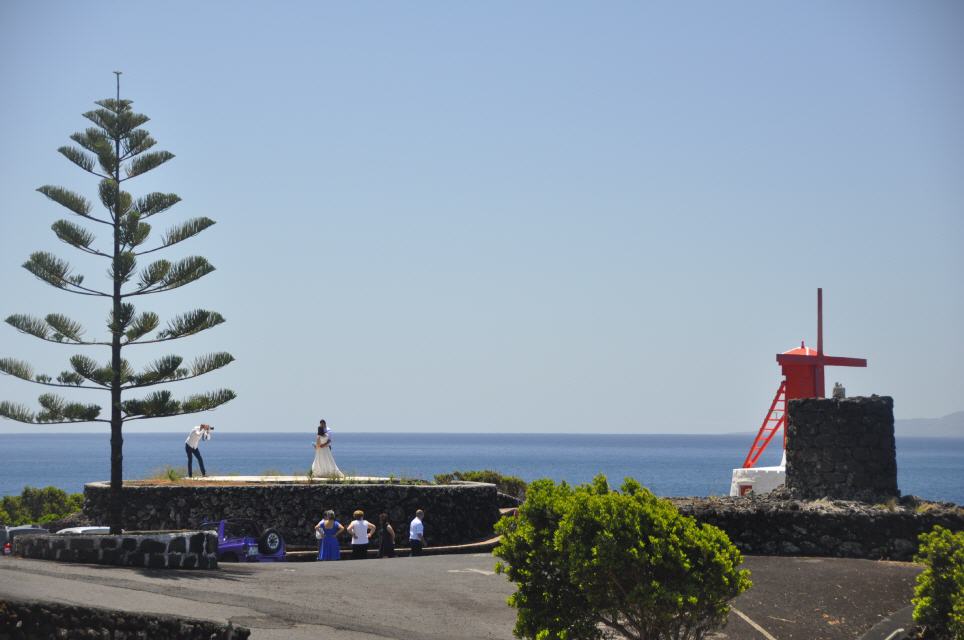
[0,77,235,532]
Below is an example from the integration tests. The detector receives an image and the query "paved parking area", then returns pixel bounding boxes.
[0,554,920,639]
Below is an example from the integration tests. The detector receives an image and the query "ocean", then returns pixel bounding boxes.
[1,432,962,504]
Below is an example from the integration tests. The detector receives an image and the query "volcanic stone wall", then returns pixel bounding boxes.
[675,494,964,561]
[13,531,218,569]
[785,395,898,501]
[84,481,500,547]
[0,597,249,639]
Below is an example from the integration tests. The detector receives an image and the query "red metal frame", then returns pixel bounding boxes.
[738,288,868,469]
[742,380,787,468]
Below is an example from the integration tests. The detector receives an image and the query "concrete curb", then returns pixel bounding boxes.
[285,535,501,561]
[857,605,917,640]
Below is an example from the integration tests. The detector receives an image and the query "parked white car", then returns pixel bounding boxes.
[55,526,111,535]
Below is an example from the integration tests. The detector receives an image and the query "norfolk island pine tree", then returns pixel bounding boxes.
[0,74,235,533]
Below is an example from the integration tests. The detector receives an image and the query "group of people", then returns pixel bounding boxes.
[182,419,344,479]
[183,420,429,561]
[315,509,425,560]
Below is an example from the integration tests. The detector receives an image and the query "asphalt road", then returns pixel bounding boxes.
[0,554,921,640]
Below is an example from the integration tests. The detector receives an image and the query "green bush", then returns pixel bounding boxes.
[0,486,84,526]
[913,525,964,639]
[494,475,751,640]
[144,465,186,482]
[435,469,527,499]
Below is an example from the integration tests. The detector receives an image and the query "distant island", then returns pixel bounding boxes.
[896,411,964,438]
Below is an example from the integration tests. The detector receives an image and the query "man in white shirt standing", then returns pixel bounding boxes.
[409,509,425,556]
[184,424,213,478]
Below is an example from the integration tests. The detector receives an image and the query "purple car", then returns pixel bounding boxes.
[200,519,285,562]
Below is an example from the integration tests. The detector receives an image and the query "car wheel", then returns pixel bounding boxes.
[220,552,239,563]
[258,529,283,555]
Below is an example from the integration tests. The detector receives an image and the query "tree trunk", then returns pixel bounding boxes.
[109,81,124,535]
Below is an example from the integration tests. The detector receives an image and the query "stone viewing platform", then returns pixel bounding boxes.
[83,476,500,548]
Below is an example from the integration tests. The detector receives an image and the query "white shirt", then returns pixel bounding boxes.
[185,426,211,449]
[409,516,424,541]
[348,519,372,545]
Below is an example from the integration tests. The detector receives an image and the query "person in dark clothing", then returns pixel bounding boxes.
[377,512,396,558]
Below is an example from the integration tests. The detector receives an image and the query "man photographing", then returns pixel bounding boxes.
[185,424,213,478]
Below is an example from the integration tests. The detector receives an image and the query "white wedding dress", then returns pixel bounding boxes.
[312,436,344,478]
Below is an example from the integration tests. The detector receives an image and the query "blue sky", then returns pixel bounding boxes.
[0,1,961,434]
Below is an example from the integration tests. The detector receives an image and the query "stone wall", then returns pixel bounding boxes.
[786,395,898,501]
[84,481,500,547]
[0,597,248,639]
[13,531,218,569]
[674,492,964,561]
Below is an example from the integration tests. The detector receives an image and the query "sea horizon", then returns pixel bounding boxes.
[2,432,962,504]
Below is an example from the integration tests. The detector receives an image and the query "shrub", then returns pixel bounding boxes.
[0,486,84,526]
[494,475,751,640]
[913,525,964,639]
[435,470,527,499]
[145,465,186,482]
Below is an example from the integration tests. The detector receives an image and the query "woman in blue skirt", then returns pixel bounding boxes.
[314,510,344,560]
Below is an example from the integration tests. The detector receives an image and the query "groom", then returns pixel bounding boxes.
[184,423,213,478]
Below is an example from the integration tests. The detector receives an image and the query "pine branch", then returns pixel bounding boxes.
[36,185,90,216]
[5,314,106,346]
[127,256,214,296]
[0,357,102,390]
[119,310,225,345]
[0,401,37,423]
[23,251,70,287]
[98,179,133,221]
[134,354,184,385]
[121,389,178,418]
[69,354,100,384]
[156,309,226,340]
[190,352,235,377]
[108,303,136,334]
[119,214,151,250]
[124,311,159,343]
[36,393,102,422]
[117,110,150,134]
[124,151,175,181]
[21,252,102,296]
[135,259,171,289]
[0,357,34,382]
[109,251,137,284]
[121,129,156,159]
[56,370,86,386]
[94,98,134,114]
[83,108,148,139]
[0,401,108,424]
[69,354,133,386]
[122,388,235,421]
[137,217,215,255]
[57,146,107,178]
[45,313,85,342]
[51,220,105,256]
[70,127,111,155]
[134,192,181,218]
[124,351,234,389]
[90,139,118,176]
[5,314,50,340]
[159,256,214,290]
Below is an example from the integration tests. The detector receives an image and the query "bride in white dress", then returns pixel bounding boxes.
[312,419,345,478]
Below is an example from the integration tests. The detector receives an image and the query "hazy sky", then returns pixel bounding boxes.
[1,1,961,434]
